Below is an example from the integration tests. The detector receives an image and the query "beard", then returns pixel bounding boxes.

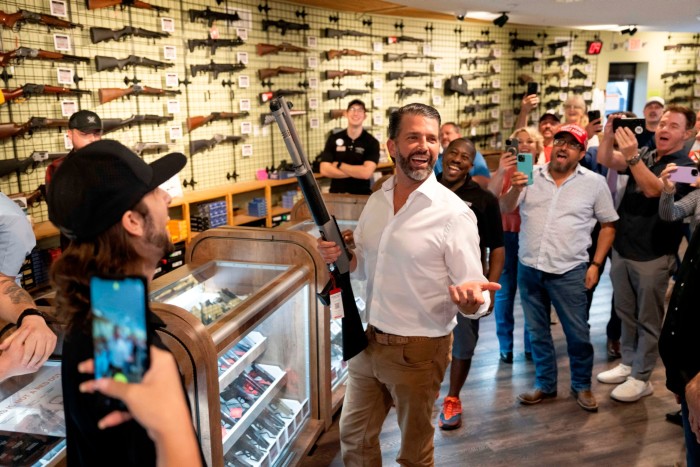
[144,214,174,258]
[396,147,435,182]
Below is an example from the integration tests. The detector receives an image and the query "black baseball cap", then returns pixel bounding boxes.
[539,112,561,123]
[48,140,186,241]
[68,110,103,134]
[347,99,367,111]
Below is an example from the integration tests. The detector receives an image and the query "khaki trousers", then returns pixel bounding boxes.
[340,327,451,467]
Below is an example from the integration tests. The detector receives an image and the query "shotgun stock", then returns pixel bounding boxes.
[256,42,308,56]
[1,84,90,103]
[89,26,170,44]
[325,49,369,60]
[87,0,168,13]
[98,85,181,104]
[324,69,368,80]
[0,47,89,67]
[0,117,69,140]
[0,9,82,31]
[257,66,305,80]
[95,55,172,72]
[186,111,250,132]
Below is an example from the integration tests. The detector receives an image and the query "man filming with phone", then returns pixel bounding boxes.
[596,105,696,403]
[46,140,198,466]
[501,124,618,412]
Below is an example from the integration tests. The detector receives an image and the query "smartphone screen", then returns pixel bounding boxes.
[526,82,538,96]
[517,153,534,186]
[91,276,150,383]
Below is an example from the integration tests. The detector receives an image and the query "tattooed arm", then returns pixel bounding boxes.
[0,274,57,380]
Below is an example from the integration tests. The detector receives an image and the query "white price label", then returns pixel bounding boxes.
[237,52,248,65]
[241,144,253,157]
[309,117,320,129]
[167,100,180,114]
[373,60,383,71]
[308,97,318,109]
[163,46,176,61]
[432,95,442,106]
[307,36,317,48]
[53,34,71,51]
[373,95,383,108]
[238,75,249,88]
[169,125,182,141]
[56,67,73,85]
[161,17,175,33]
[239,99,251,111]
[308,56,318,69]
[308,77,318,89]
[60,100,77,118]
[240,121,252,134]
[373,78,383,90]
[165,73,179,87]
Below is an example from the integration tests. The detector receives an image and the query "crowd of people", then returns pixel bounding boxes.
[0,91,699,466]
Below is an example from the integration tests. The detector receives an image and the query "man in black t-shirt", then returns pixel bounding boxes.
[596,105,696,404]
[320,99,380,195]
[437,137,505,430]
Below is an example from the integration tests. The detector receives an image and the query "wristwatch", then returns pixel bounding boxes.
[626,153,642,166]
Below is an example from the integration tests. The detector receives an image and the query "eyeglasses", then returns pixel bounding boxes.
[347,107,365,113]
[564,104,584,111]
[553,138,584,151]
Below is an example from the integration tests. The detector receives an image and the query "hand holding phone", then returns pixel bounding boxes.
[526,82,538,96]
[91,276,150,384]
[612,118,645,135]
[517,153,534,186]
[669,166,700,184]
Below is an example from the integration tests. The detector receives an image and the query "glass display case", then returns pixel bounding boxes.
[150,258,322,467]
[0,362,66,466]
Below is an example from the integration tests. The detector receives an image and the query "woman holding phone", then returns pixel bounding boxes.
[659,162,700,232]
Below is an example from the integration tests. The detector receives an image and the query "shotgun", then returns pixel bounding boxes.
[258,66,304,80]
[324,69,368,80]
[0,9,82,31]
[87,0,168,13]
[98,85,181,104]
[2,84,90,103]
[0,117,69,140]
[256,42,308,56]
[186,111,250,132]
[0,47,89,67]
[95,54,171,72]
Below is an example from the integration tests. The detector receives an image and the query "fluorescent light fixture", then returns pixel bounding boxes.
[577,24,620,31]
[464,11,499,21]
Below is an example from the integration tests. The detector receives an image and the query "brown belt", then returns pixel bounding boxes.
[368,325,441,346]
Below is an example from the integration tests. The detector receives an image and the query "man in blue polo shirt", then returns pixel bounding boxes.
[501,124,618,412]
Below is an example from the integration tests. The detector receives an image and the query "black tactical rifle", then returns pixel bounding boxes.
[89,26,169,44]
[189,7,240,26]
[510,38,537,51]
[262,19,310,36]
[95,54,171,72]
[324,28,371,39]
[188,37,245,54]
[190,61,246,79]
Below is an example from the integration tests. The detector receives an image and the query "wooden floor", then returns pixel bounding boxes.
[301,268,688,466]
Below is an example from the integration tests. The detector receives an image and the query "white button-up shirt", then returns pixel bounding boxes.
[352,173,490,337]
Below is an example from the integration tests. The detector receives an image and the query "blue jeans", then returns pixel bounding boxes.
[682,395,700,467]
[494,232,531,354]
[518,262,594,393]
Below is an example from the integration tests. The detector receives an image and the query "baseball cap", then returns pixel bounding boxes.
[48,140,186,241]
[539,112,561,123]
[347,99,366,111]
[554,124,588,150]
[68,110,103,134]
[644,96,665,108]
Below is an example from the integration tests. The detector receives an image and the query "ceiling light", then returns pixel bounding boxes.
[493,12,509,28]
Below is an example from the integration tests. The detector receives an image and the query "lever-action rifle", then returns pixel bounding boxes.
[90,26,169,44]
[95,54,171,72]
[186,111,250,132]
[261,19,310,36]
[187,37,244,54]
[189,7,240,26]
[269,96,367,360]
[0,117,69,140]
[2,84,90,103]
[327,89,369,99]
[0,9,82,31]
[190,61,246,79]
[87,0,168,13]
[0,47,89,67]
[324,69,368,80]
[256,42,308,56]
[324,28,371,39]
[0,150,66,178]
[98,85,181,104]
[189,134,244,155]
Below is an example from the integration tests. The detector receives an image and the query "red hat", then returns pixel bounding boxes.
[554,124,588,151]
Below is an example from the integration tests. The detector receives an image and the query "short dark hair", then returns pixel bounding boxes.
[388,103,441,140]
[347,99,366,111]
[665,105,696,130]
[445,137,476,159]
[442,121,460,133]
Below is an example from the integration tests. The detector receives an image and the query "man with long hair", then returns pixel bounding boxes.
[47,140,192,466]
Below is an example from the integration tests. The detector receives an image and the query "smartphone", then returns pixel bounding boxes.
[91,276,150,383]
[526,82,538,96]
[505,137,519,157]
[517,153,534,186]
[587,110,601,122]
[612,118,646,136]
[669,166,700,184]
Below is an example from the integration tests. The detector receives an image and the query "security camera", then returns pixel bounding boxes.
[456,11,467,21]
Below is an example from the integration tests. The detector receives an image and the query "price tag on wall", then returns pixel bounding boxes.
[161,17,175,33]
[237,52,248,65]
[241,144,253,157]
[308,77,318,89]
[309,117,320,129]
[61,100,77,118]
[239,99,251,111]
[308,56,318,69]
[167,100,180,114]
[165,73,179,88]
[307,36,317,48]
[50,0,67,17]
[56,67,74,85]
[373,95,382,108]
[163,46,176,60]
[432,95,442,106]
[240,121,252,134]
[308,97,319,110]
[236,28,247,40]
[238,76,249,88]
[53,34,71,51]
[169,125,182,141]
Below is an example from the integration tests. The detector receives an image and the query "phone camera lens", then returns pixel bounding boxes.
[518,155,524,162]
[692,169,699,176]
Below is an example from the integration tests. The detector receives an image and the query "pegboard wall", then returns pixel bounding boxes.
[1,0,697,224]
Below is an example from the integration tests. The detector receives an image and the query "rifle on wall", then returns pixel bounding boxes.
[189,134,244,155]
[98,85,181,104]
[186,111,250,132]
[256,42,308,56]
[190,61,246,79]
[0,150,66,179]
[327,89,369,99]
[269,96,368,361]
[189,7,240,26]
[0,9,82,31]
[0,47,89,67]
[90,26,169,44]
[324,28,372,39]
[325,49,369,60]
[324,69,368,80]
[0,117,69,140]
[102,114,173,134]
[259,89,306,104]
[95,54,171,72]
[2,84,90,103]
[187,37,245,54]
[258,66,305,80]
[87,0,168,13]
[262,19,310,36]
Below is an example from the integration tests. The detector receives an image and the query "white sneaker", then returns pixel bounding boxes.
[611,377,653,402]
[597,363,631,384]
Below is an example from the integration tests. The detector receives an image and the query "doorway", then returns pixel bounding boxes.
[606,63,638,115]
